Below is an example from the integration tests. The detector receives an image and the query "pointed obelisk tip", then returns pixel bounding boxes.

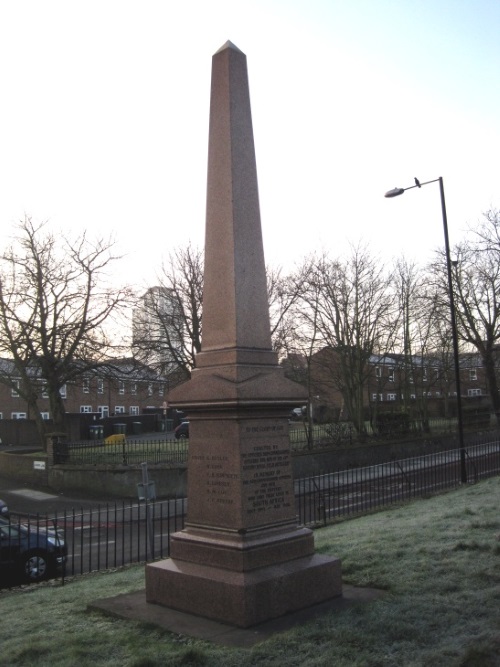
[215,40,244,55]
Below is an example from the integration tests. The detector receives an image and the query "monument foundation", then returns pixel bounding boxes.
[145,41,342,628]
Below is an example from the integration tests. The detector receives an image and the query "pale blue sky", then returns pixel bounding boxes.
[0,0,499,285]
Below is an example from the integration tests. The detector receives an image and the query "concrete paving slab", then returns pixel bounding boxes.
[9,488,59,501]
[89,584,385,648]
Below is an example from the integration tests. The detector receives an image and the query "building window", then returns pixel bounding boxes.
[131,383,137,395]
[469,369,477,381]
[388,369,395,382]
[83,378,90,393]
[148,383,153,396]
[130,406,139,416]
[372,393,378,401]
[11,412,27,419]
[119,381,125,395]
[98,405,109,418]
[158,384,164,396]
[0,413,3,419]
[115,406,126,414]
[387,393,396,401]
[80,405,93,413]
[11,380,20,398]
[97,379,104,394]
[375,366,381,378]
[423,368,428,382]
[41,383,49,398]
[60,384,67,398]
[40,412,50,420]
[468,388,481,396]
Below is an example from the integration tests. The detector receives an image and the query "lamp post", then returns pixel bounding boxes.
[385,176,467,483]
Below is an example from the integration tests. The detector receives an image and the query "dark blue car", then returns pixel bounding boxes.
[0,517,67,583]
[174,421,190,439]
[0,499,8,519]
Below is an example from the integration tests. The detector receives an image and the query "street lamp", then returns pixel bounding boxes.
[384,176,467,483]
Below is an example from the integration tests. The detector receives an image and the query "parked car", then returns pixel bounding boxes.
[0,499,8,518]
[0,516,67,583]
[289,406,306,421]
[174,421,190,439]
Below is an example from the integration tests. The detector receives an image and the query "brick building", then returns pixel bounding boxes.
[0,358,171,422]
[285,347,492,423]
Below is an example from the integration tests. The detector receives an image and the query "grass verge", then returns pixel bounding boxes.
[1,477,499,666]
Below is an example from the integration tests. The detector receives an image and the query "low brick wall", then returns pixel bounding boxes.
[291,432,478,477]
[48,464,187,499]
[0,450,49,487]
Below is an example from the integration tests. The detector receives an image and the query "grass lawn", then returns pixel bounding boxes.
[1,477,499,666]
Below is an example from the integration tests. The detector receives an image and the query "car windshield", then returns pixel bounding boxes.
[0,524,20,539]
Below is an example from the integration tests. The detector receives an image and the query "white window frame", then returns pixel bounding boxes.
[40,412,50,420]
[387,393,396,401]
[80,405,93,413]
[97,378,104,394]
[119,381,125,396]
[129,405,140,416]
[469,369,477,381]
[468,388,481,396]
[83,378,90,394]
[11,380,20,398]
[11,412,27,419]
[388,369,395,382]
[59,384,67,398]
[131,383,137,395]
[147,383,153,396]
[115,406,126,414]
[98,405,109,418]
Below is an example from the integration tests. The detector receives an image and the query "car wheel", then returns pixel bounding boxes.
[21,550,51,582]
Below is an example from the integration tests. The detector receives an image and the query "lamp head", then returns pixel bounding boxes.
[384,187,405,198]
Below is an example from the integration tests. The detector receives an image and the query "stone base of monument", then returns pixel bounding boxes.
[145,527,342,628]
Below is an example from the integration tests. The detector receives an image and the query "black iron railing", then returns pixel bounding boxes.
[2,439,499,588]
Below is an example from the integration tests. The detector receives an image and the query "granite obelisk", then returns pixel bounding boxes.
[145,41,342,628]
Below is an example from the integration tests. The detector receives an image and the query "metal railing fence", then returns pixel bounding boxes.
[59,421,497,464]
[3,439,499,588]
[58,439,189,465]
[295,440,500,525]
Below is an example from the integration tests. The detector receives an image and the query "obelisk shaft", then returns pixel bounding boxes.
[202,40,272,356]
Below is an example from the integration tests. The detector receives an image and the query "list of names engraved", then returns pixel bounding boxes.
[191,453,236,506]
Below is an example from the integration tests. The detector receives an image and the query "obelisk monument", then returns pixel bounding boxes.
[145,41,342,628]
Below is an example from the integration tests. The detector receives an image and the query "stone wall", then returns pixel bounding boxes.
[48,464,187,499]
[0,451,49,486]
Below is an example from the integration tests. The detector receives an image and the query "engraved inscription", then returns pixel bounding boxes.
[241,442,292,515]
[191,453,236,506]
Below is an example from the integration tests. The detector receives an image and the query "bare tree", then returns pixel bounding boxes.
[299,246,394,435]
[0,217,131,447]
[451,210,500,421]
[133,244,203,383]
[267,264,307,357]
[277,256,324,447]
